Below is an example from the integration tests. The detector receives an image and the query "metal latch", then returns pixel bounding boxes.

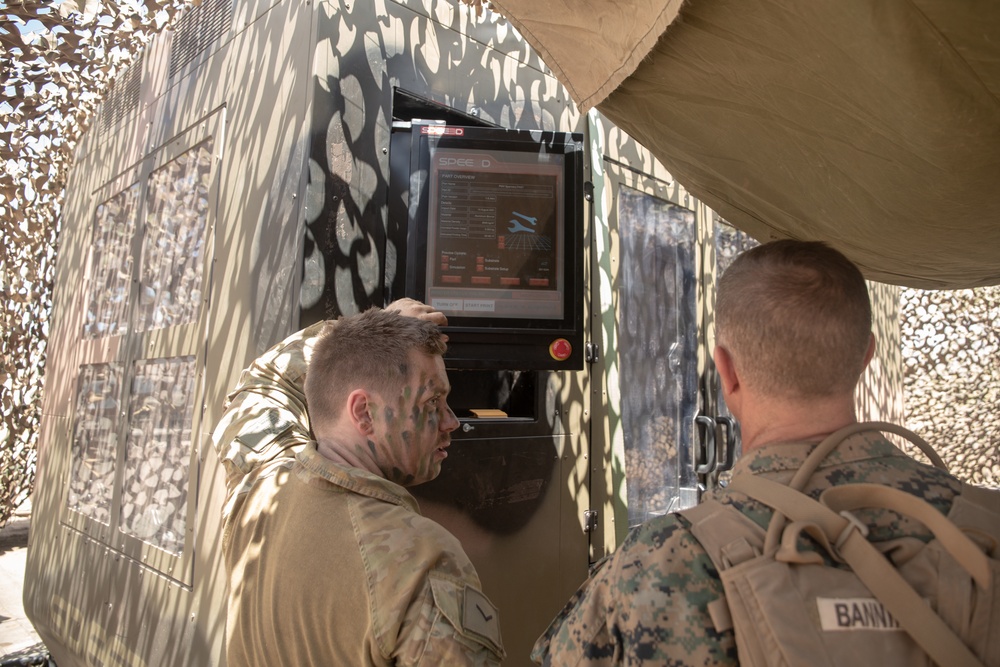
[585,342,599,364]
[694,414,718,475]
[583,510,599,533]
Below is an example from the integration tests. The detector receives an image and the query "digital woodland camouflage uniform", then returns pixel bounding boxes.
[212,321,505,666]
[531,431,964,666]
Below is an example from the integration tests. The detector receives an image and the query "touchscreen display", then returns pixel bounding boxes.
[425,145,564,320]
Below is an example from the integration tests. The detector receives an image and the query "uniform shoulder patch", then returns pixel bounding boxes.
[462,585,503,649]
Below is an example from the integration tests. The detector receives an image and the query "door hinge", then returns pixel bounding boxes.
[583,509,599,533]
[585,342,599,364]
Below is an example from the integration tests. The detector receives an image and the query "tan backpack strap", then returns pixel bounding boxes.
[788,422,948,493]
[732,475,987,667]
[959,481,1000,517]
[681,499,766,563]
[821,484,992,588]
[765,421,949,555]
[679,499,767,633]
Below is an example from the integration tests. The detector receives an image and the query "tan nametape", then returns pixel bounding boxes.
[817,597,905,631]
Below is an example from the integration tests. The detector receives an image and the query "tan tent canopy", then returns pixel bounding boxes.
[488,0,1000,288]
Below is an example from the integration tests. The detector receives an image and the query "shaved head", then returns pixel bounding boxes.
[715,240,872,399]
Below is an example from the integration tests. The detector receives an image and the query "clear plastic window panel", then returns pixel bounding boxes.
[135,139,214,332]
[83,184,141,339]
[68,363,123,523]
[119,356,196,555]
[617,187,699,526]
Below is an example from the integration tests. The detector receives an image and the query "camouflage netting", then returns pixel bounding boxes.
[900,288,1000,487]
[1,0,998,529]
[1,0,195,528]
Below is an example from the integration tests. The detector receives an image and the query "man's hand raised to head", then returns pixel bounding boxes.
[386,298,449,328]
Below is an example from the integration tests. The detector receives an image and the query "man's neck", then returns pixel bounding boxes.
[738,394,859,452]
[315,437,383,478]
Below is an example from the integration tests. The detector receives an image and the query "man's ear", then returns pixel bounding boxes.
[347,389,372,435]
[714,345,743,419]
[863,333,876,370]
[714,345,739,398]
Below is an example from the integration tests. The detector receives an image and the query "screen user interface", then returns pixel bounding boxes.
[426,141,564,321]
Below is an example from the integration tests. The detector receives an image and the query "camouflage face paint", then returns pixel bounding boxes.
[366,351,458,486]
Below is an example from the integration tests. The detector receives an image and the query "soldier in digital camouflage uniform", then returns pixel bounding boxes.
[213,300,504,666]
[531,240,974,666]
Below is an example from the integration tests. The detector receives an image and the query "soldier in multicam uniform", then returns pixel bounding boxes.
[532,240,975,666]
[213,300,504,666]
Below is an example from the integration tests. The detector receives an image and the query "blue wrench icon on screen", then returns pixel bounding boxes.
[507,211,537,234]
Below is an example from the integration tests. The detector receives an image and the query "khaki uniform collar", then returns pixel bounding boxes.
[295,442,420,512]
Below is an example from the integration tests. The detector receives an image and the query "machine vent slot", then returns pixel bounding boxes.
[100,54,143,136]
[168,0,234,80]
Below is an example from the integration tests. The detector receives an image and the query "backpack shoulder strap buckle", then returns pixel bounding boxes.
[835,510,869,552]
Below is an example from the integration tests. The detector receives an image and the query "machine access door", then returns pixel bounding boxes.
[589,115,703,554]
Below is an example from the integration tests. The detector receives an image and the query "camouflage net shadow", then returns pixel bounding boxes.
[0,0,196,528]
[1,0,998,531]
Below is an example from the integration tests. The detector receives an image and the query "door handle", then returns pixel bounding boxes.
[694,415,717,475]
[715,415,738,472]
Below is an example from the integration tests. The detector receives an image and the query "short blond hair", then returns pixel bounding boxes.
[304,308,446,436]
[715,240,872,398]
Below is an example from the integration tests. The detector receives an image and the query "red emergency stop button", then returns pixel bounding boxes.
[549,338,572,362]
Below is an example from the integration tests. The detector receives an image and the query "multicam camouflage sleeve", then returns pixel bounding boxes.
[210,320,331,516]
[352,480,506,666]
[531,515,737,667]
[400,573,506,666]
